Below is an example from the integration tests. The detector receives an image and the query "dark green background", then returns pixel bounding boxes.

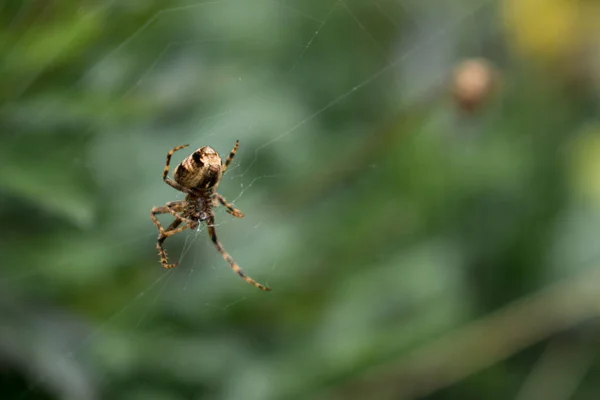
[2,1,600,399]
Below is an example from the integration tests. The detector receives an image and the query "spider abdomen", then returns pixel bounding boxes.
[173,146,223,190]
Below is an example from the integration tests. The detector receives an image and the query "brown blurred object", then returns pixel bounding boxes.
[451,58,499,113]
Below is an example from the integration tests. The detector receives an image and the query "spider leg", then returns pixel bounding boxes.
[151,208,193,269]
[206,215,270,291]
[156,219,193,269]
[163,144,193,194]
[221,140,239,174]
[150,206,172,235]
[165,201,197,225]
[212,193,244,218]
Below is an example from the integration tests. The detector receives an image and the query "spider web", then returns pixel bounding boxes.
[0,1,499,399]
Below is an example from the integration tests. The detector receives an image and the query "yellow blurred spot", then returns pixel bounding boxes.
[502,0,579,61]
[569,126,600,203]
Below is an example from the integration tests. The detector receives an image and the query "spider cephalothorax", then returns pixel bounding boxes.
[150,141,271,291]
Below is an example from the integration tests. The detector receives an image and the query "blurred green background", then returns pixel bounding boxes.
[2,0,600,399]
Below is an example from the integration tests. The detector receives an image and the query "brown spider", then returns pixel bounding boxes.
[150,141,271,291]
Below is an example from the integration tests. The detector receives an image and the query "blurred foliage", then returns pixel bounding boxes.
[1,0,600,399]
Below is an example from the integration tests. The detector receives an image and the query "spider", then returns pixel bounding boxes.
[150,140,271,291]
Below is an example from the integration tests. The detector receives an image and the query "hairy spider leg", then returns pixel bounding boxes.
[222,140,239,174]
[150,209,191,269]
[166,200,198,225]
[212,193,244,218]
[163,144,192,194]
[151,203,186,234]
[206,215,270,291]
